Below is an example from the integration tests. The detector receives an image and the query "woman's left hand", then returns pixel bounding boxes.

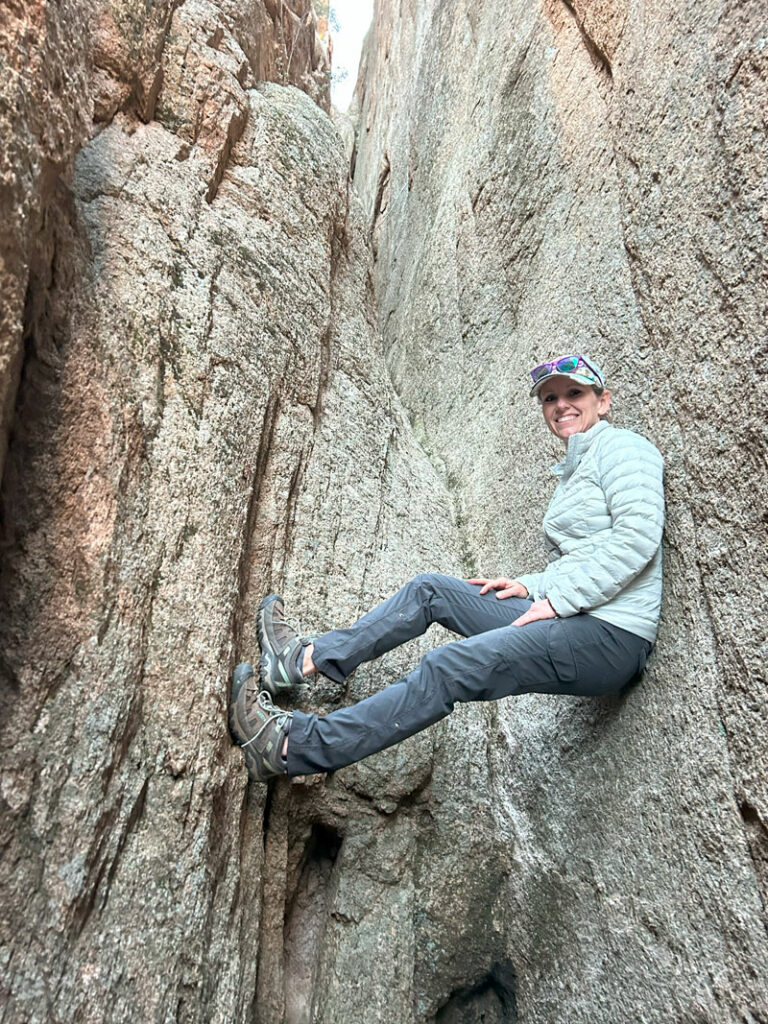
[512,598,557,627]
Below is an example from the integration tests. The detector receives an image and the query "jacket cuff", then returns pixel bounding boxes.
[543,586,578,617]
[514,574,542,601]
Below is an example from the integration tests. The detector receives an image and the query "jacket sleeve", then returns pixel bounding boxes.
[514,572,543,599]
[543,434,664,616]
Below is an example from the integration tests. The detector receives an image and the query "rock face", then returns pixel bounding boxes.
[351,0,768,1019]
[0,0,330,488]
[2,0,527,1019]
[0,0,93,488]
[0,2,466,1022]
[1,0,766,1023]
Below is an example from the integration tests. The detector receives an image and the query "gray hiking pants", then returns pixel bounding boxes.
[286,573,651,777]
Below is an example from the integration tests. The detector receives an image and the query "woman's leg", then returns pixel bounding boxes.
[311,572,532,683]
[287,616,650,776]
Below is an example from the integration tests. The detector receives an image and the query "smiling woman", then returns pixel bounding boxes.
[227,352,666,783]
[532,353,611,440]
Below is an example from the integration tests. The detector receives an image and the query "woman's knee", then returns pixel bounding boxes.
[408,571,450,589]
[405,572,450,610]
[407,572,482,635]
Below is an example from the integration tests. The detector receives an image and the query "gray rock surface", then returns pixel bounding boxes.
[352,0,768,1019]
[0,0,331,489]
[1,0,522,1019]
[1,0,767,1021]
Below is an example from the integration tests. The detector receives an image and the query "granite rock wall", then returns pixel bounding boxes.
[0,0,330,487]
[0,2,491,1021]
[351,0,768,1019]
[1,0,767,1021]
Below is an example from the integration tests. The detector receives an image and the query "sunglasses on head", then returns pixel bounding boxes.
[530,354,603,386]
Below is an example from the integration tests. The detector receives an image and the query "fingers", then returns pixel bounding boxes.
[511,610,533,626]
[483,578,507,595]
[512,598,556,627]
[467,577,525,598]
[467,577,499,595]
[467,578,491,594]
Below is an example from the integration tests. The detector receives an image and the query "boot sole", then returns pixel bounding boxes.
[228,662,255,745]
[256,594,282,651]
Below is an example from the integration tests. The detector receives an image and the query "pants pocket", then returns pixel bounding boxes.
[547,619,578,684]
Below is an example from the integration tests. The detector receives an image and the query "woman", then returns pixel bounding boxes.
[228,354,665,782]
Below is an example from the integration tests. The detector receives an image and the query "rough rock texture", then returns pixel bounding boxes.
[91,0,331,126]
[0,1,525,1021]
[352,0,768,1019]
[2,0,767,1022]
[0,0,330,489]
[0,0,93,487]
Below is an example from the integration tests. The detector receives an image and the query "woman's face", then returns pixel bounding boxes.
[539,376,611,441]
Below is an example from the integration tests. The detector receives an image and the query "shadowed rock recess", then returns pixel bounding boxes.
[0,0,765,1022]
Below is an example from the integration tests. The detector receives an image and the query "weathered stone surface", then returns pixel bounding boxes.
[1,0,476,1020]
[0,0,94,488]
[0,0,331,497]
[0,63,470,1021]
[2,0,767,1021]
[352,0,768,1019]
[91,0,330,124]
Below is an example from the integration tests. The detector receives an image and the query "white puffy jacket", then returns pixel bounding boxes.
[516,420,665,642]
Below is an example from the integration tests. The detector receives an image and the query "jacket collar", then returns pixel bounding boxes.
[550,420,612,479]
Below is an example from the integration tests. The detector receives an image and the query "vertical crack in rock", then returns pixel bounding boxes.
[309,182,348,435]
[740,800,768,936]
[73,772,150,940]
[256,787,291,1024]
[372,153,391,227]
[134,0,179,124]
[557,0,613,81]
[205,106,249,204]
[311,321,333,431]
[283,823,343,1024]
[233,392,281,652]
[371,153,391,260]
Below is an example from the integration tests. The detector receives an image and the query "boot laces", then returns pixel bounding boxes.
[282,612,316,646]
[240,691,293,750]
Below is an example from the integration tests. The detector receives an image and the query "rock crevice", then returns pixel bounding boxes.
[1,0,767,1021]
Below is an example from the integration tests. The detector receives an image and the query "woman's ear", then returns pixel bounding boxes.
[598,388,612,418]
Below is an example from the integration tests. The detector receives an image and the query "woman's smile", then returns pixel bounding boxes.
[539,377,611,440]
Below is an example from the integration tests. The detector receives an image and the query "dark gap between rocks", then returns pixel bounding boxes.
[283,823,343,1024]
[739,799,768,922]
[434,959,518,1024]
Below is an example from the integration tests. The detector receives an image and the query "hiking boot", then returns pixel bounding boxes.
[229,662,292,782]
[257,594,310,695]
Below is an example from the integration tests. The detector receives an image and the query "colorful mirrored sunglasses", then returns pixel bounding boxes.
[529,354,604,386]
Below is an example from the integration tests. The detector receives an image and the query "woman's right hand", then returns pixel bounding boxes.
[466,577,529,599]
